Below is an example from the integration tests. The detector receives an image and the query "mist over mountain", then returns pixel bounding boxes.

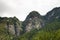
[0,7,60,40]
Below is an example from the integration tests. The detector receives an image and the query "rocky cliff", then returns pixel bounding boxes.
[0,17,22,36]
[0,7,60,37]
[22,11,44,32]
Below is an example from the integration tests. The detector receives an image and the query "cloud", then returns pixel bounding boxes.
[0,0,16,17]
[0,1,11,16]
[0,0,60,21]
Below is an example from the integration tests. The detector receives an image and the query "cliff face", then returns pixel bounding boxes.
[22,11,44,32]
[0,17,22,36]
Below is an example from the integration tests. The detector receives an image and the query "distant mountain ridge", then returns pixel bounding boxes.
[44,7,60,22]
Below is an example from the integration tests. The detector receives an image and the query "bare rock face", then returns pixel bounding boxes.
[8,25,15,35]
[8,17,22,36]
[23,11,43,32]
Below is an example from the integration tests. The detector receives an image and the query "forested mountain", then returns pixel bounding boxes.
[0,7,60,40]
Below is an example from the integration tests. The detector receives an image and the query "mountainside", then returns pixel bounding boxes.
[22,11,44,32]
[19,18,60,40]
[44,7,60,22]
[0,17,22,36]
[0,7,60,40]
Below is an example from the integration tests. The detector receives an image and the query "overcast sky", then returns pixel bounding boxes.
[0,0,60,21]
